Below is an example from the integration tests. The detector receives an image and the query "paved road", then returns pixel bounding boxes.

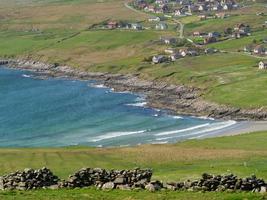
[124,2,149,16]
[173,19,184,38]
[124,1,184,38]
[227,51,267,59]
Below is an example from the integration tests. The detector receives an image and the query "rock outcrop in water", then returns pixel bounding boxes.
[0,167,267,193]
[0,60,9,65]
[4,59,267,121]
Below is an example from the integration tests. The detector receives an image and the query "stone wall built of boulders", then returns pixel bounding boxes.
[0,167,267,193]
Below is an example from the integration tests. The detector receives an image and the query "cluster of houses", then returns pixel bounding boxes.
[152,48,196,64]
[97,20,170,31]
[244,44,267,56]
[232,23,251,38]
[198,12,229,20]
[152,37,218,64]
[101,21,143,30]
[192,23,251,45]
[133,0,239,16]
[152,47,218,64]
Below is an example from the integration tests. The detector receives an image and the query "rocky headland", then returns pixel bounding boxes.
[2,59,267,121]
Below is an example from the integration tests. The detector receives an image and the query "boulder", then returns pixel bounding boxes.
[102,182,115,190]
[260,186,267,193]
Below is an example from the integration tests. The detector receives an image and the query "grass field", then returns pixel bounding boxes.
[0,0,266,109]
[0,0,147,30]
[1,188,266,200]
[0,0,267,109]
[1,0,267,199]
[1,131,267,199]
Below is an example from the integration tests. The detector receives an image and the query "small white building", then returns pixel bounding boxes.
[160,37,177,45]
[254,45,266,55]
[179,49,187,57]
[148,16,160,22]
[170,53,182,61]
[259,61,267,69]
[164,48,176,54]
[152,55,168,64]
[131,23,143,30]
[155,22,168,30]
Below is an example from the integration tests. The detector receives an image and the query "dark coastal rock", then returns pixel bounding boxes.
[5,58,267,120]
[0,60,9,65]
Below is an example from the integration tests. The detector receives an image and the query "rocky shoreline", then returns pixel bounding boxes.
[2,59,267,121]
[1,167,267,193]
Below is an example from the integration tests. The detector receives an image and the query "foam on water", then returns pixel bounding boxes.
[126,102,147,107]
[155,123,211,136]
[155,121,236,142]
[22,74,31,78]
[88,130,147,142]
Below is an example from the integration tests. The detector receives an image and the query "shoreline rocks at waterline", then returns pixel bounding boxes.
[0,168,267,193]
[4,58,267,121]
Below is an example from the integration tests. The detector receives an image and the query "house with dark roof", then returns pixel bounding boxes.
[259,61,267,69]
[254,45,266,55]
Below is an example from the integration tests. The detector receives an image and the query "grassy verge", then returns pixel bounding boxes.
[1,131,267,199]
[1,188,266,200]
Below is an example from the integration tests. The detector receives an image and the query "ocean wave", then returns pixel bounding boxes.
[89,130,146,142]
[188,120,237,139]
[172,116,184,119]
[191,116,215,121]
[151,141,169,144]
[119,144,130,147]
[155,121,236,141]
[90,83,108,89]
[155,123,211,136]
[22,74,31,78]
[126,102,147,107]
[135,96,146,102]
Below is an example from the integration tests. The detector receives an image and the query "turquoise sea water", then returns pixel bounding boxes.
[0,67,237,147]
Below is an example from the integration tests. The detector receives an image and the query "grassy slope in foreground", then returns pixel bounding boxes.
[1,188,266,200]
[1,131,267,199]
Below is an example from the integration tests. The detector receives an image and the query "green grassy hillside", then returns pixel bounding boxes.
[1,131,267,199]
[0,0,266,109]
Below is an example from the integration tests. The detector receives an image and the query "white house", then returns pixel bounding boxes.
[170,53,182,61]
[253,45,266,55]
[179,49,187,57]
[259,61,267,69]
[148,16,160,22]
[164,48,175,54]
[155,0,168,4]
[152,55,168,64]
[174,9,185,16]
[131,23,143,30]
[161,37,177,45]
[155,22,168,30]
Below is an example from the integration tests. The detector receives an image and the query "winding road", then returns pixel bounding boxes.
[124,1,184,38]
